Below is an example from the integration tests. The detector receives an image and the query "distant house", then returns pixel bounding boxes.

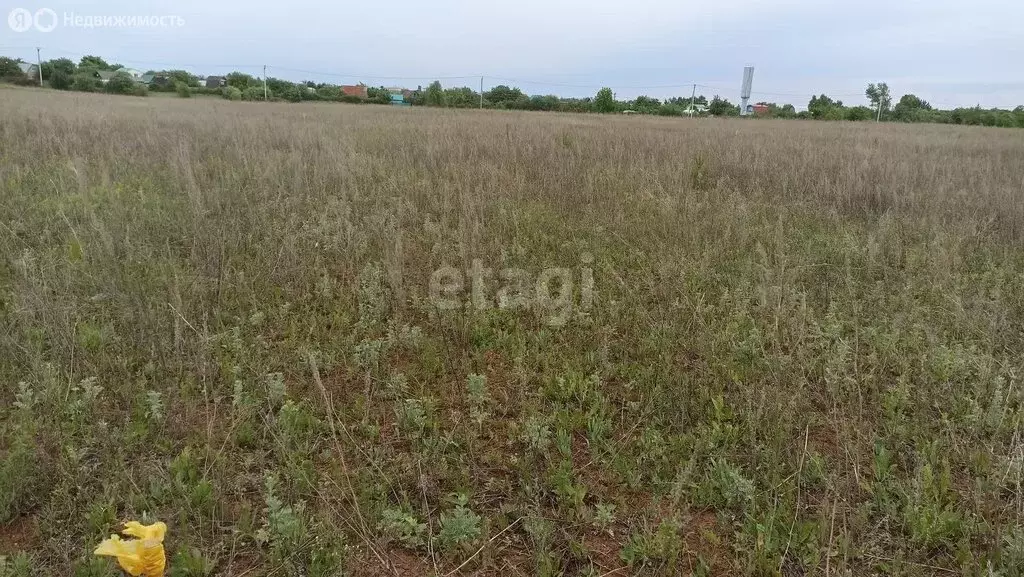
[752,103,771,116]
[385,86,414,105]
[147,74,171,87]
[16,62,38,80]
[205,76,226,88]
[340,84,367,99]
[97,70,117,84]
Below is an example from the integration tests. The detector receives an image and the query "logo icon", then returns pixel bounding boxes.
[7,7,32,32]
[33,7,57,32]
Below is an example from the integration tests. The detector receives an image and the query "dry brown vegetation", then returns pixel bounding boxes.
[2,87,1024,576]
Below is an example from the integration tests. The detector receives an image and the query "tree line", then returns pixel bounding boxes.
[3,55,1022,128]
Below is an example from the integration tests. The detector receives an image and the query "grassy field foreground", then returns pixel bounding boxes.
[1,89,1024,576]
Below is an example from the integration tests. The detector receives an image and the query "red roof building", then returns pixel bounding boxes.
[341,85,368,99]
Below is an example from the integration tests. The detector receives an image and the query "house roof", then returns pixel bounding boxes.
[141,74,155,84]
[98,71,117,80]
[340,85,367,97]
[17,62,36,74]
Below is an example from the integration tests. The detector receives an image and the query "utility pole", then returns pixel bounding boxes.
[479,77,483,109]
[876,100,882,122]
[691,83,697,116]
[263,65,268,101]
[36,47,43,85]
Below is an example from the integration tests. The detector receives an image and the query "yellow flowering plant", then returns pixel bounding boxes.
[94,521,167,577]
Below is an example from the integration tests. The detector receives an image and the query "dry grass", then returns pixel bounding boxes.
[2,88,1024,576]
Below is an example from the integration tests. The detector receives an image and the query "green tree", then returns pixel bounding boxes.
[175,82,192,98]
[708,95,739,116]
[892,94,932,122]
[104,72,137,95]
[71,71,101,92]
[159,70,199,87]
[79,55,111,70]
[223,86,243,101]
[629,95,661,114]
[484,85,524,107]
[865,82,892,118]
[594,87,617,113]
[808,94,844,119]
[41,58,75,80]
[526,95,560,111]
[265,77,292,95]
[425,81,445,107]
[669,95,708,108]
[317,85,341,101]
[844,106,874,121]
[277,85,301,102]
[226,72,256,90]
[49,69,73,90]
[777,104,797,118]
[444,86,479,108]
[0,57,23,81]
[657,104,685,116]
[366,86,392,105]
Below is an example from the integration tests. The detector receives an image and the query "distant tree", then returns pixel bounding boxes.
[657,103,685,116]
[365,86,391,104]
[443,86,478,108]
[484,85,524,107]
[891,94,933,122]
[49,69,73,90]
[265,77,293,95]
[71,71,101,92]
[844,106,874,121]
[594,87,617,113]
[0,57,25,82]
[897,94,931,110]
[41,58,75,80]
[175,82,192,98]
[777,103,797,118]
[425,81,445,106]
[159,70,199,88]
[317,85,341,101]
[865,82,893,118]
[669,95,708,108]
[808,94,844,119]
[79,55,111,70]
[104,72,137,95]
[526,94,560,111]
[630,95,661,114]
[708,95,739,116]
[241,86,264,101]
[226,72,256,90]
[223,86,243,101]
[278,85,301,102]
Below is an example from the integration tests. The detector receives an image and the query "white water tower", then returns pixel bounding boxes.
[739,66,754,116]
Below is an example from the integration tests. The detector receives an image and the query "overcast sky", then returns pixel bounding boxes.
[3,0,1022,109]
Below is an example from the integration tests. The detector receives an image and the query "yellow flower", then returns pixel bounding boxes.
[94,521,167,577]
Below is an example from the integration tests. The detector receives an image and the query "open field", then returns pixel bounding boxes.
[2,89,1024,576]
